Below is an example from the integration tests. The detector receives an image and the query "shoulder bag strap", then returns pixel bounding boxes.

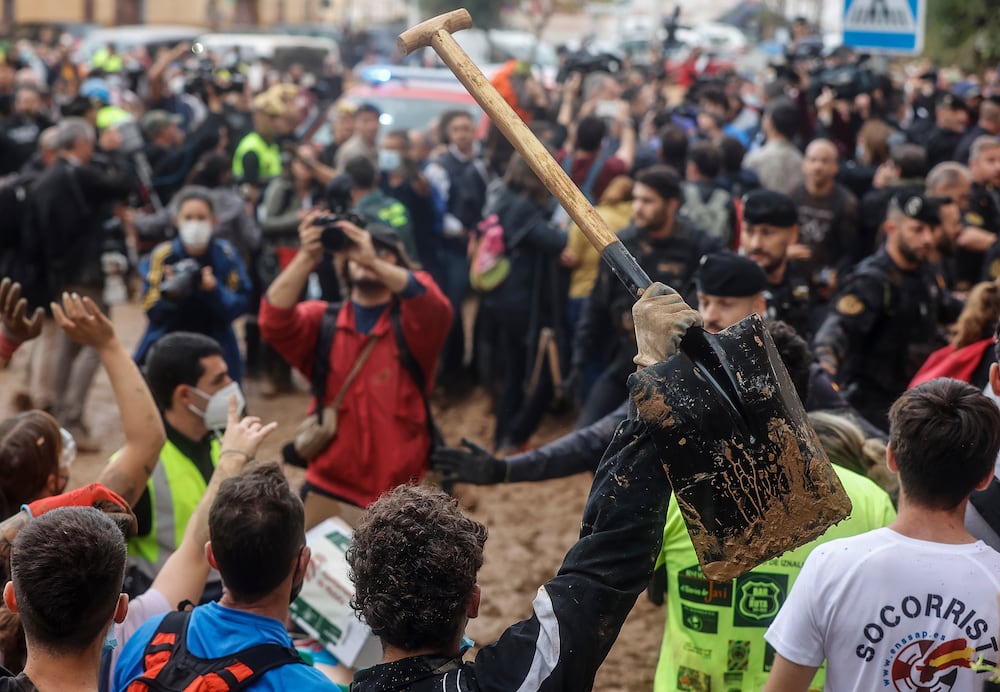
[329,336,378,412]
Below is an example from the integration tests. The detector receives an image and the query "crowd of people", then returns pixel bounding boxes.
[0,14,999,691]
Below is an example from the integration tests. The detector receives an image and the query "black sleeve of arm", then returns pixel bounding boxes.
[468,418,670,691]
[505,401,628,483]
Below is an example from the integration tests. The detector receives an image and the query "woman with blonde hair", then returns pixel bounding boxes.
[808,410,897,502]
[909,280,1000,389]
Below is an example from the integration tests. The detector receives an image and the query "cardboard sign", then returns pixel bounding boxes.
[290,518,382,668]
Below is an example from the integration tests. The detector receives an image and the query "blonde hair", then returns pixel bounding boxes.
[809,411,897,497]
[951,281,1000,349]
[599,175,634,205]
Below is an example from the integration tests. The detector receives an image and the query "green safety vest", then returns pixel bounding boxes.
[96,105,132,131]
[232,132,282,181]
[92,47,124,73]
[126,437,220,580]
[653,464,896,691]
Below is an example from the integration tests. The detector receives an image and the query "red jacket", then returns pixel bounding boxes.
[259,272,452,507]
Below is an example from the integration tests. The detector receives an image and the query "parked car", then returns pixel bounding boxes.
[303,79,486,147]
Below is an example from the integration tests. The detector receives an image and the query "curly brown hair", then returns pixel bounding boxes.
[346,485,487,653]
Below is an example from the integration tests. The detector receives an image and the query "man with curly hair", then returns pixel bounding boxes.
[347,283,701,690]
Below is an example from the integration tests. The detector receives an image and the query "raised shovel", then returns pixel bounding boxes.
[399,10,852,582]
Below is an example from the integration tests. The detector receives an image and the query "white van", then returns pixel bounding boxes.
[193,33,340,74]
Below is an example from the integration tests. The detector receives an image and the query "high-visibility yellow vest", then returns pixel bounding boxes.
[232,132,282,180]
[126,437,220,580]
[96,105,132,130]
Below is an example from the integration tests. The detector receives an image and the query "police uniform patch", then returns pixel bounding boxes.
[965,212,985,228]
[836,294,865,316]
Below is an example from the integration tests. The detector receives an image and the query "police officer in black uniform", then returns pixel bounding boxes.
[574,165,721,427]
[924,92,969,169]
[965,135,1000,280]
[814,191,964,429]
[739,189,818,341]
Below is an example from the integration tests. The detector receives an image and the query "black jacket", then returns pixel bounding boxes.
[575,219,719,372]
[814,247,962,426]
[25,154,133,303]
[351,417,669,692]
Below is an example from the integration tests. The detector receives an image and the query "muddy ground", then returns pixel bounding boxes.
[0,302,662,690]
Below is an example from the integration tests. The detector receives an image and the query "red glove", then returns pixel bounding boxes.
[26,483,137,537]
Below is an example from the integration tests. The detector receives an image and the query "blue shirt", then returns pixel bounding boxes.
[112,602,338,692]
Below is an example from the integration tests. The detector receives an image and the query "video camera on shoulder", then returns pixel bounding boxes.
[316,174,366,253]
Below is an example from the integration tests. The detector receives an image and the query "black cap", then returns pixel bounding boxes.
[891,191,940,226]
[936,91,968,113]
[367,222,416,269]
[742,189,799,227]
[694,252,767,297]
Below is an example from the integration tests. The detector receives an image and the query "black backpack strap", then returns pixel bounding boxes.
[390,303,444,449]
[135,609,305,692]
[190,643,304,691]
[311,302,342,425]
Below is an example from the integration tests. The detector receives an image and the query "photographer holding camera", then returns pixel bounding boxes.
[134,186,252,383]
[259,211,451,528]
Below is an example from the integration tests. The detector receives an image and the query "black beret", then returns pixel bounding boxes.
[742,189,799,227]
[694,252,767,297]
[936,91,968,113]
[892,191,940,226]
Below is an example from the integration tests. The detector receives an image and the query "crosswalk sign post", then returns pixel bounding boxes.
[842,0,926,54]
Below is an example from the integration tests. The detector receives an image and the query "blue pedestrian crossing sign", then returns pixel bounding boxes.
[843,0,925,54]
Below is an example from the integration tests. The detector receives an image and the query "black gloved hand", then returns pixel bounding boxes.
[432,438,508,486]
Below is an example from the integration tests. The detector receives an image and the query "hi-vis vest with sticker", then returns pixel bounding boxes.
[127,438,220,579]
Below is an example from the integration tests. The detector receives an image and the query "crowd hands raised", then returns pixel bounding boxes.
[1,15,1000,691]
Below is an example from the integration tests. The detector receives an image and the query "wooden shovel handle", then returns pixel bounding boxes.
[397,10,676,299]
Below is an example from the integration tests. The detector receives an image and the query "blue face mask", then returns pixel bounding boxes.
[378,149,402,172]
[102,629,118,655]
[460,633,475,655]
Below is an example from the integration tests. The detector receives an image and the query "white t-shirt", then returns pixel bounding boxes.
[765,527,1000,691]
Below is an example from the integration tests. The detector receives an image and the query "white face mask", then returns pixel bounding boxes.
[378,148,402,172]
[58,427,77,469]
[178,220,213,250]
[188,381,245,431]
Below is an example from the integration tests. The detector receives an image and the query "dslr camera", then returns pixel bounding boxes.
[160,258,202,301]
[316,174,366,253]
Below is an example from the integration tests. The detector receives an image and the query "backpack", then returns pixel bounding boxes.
[680,184,731,243]
[468,213,510,292]
[124,610,305,692]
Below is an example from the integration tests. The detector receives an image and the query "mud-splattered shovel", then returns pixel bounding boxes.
[399,9,852,582]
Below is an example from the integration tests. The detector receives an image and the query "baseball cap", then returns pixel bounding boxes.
[694,252,767,297]
[892,191,940,226]
[742,190,798,228]
[366,223,416,270]
[141,110,182,139]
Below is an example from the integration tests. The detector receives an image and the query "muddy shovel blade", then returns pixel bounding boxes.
[629,314,853,582]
